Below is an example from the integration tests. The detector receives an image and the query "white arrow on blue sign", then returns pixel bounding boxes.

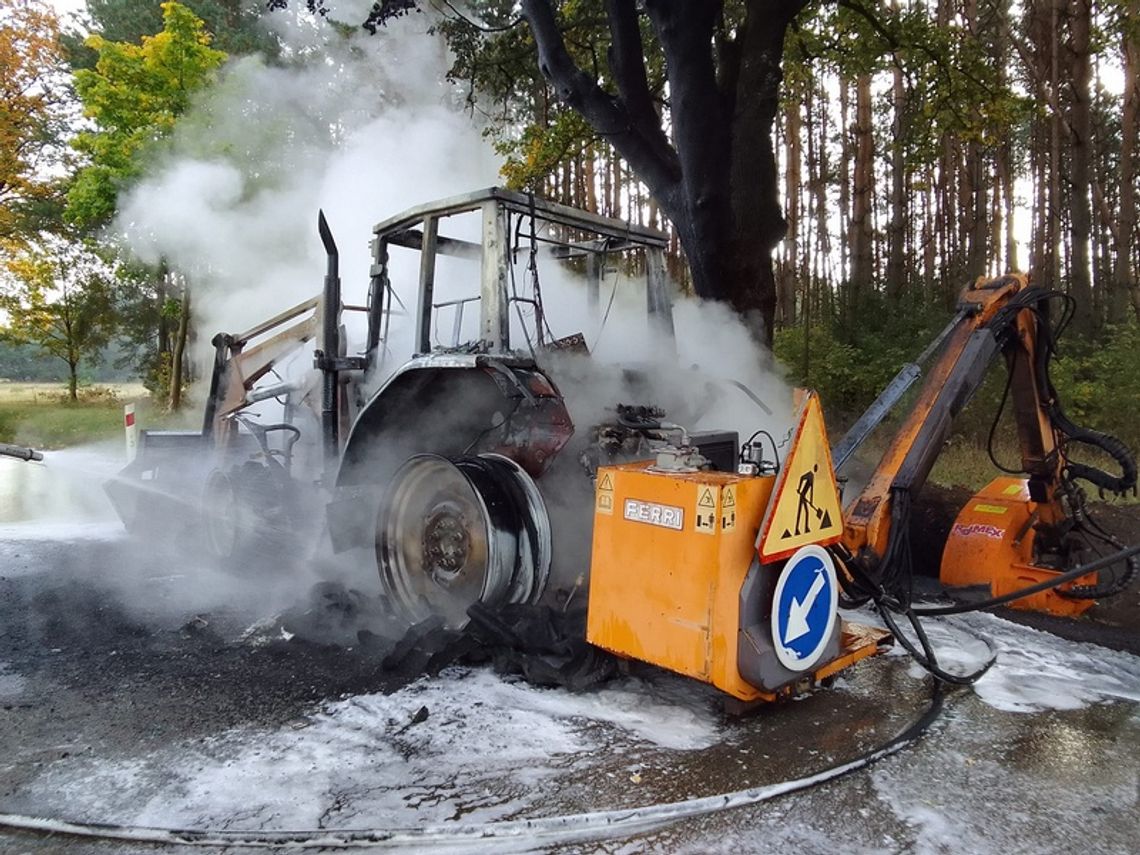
[770,544,839,672]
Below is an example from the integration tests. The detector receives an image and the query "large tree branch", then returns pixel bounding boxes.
[605,1,665,144]
[520,0,681,197]
[644,0,725,206]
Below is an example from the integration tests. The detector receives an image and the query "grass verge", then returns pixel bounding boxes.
[0,382,157,449]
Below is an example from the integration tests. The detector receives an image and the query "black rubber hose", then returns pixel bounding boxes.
[876,602,995,686]
[1055,418,1137,497]
[0,684,947,850]
[913,540,1140,616]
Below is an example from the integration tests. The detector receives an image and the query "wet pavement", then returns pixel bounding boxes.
[0,454,1138,853]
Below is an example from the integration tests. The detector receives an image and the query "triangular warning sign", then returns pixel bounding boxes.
[757,392,844,562]
[697,487,716,508]
[722,487,736,509]
[598,473,614,492]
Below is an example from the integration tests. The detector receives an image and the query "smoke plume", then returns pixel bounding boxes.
[48,3,795,635]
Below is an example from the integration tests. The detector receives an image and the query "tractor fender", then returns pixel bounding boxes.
[326,355,571,553]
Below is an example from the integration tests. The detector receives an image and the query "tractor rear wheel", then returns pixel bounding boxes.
[376,453,551,628]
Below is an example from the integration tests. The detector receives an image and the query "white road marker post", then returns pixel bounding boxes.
[124,403,139,463]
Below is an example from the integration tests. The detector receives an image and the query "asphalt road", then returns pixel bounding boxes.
[1,456,1138,853]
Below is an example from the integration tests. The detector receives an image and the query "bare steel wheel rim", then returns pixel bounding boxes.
[377,454,552,628]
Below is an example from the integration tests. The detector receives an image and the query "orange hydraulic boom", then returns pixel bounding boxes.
[837,274,1137,617]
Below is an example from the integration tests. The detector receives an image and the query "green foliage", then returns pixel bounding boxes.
[774,290,953,416]
[775,301,1140,465]
[1049,323,1140,450]
[437,0,663,191]
[101,253,178,398]
[787,2,1032,168]
[498,110,594,190]
[0,340,68,381]
[66,1,227,228]
[0,237,118,399]
[0,382,152,448]
[69,0,277,68]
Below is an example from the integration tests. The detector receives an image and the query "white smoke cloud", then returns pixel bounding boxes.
[115,4,500,351]
[98,1,795,621]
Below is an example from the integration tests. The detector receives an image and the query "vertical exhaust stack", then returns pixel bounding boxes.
[317,210,341,479]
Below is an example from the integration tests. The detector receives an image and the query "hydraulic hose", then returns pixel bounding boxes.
[913,540,1140,617]
[0,684,946,850]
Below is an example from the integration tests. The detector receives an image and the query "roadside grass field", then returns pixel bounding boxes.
[0,382,155,449]
[920,435,1138,506]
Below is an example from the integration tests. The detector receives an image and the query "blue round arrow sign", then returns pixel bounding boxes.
[770,544,839,672]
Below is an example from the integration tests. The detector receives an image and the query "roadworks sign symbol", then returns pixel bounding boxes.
[771,543,839,671]
[757,392,844,562]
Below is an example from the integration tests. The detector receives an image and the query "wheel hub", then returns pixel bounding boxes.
[422,503,471,583]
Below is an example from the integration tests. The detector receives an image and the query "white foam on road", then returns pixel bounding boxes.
[0,521,124,542]
[893,610,1140,712]
[8,545,1139,849]
[871,722,1140,855]
[30,666,720,833]
[0,663,25,700]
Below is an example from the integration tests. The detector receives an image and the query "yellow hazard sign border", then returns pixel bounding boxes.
[721,483,737,532]
[595,470,614,515]
[694,483,718,535]
[757,392,843,562]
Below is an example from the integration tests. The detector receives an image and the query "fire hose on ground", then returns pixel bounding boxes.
[0,681,945,850]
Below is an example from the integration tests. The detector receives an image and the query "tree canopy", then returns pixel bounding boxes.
[0,0,70,242]
[66,1,226,228]
[1,236,117,400]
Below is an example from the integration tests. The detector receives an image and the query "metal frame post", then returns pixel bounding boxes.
[480,201,510,351]
[415,216,438,355]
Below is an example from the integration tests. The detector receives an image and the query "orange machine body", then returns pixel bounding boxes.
[941,477,1095,617]
[586,459,887,701]
[587,463,775,700]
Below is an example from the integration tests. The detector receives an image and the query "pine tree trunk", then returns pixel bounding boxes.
[923,165,937,285]
[838,76,851,288]
[780,98,801,325]
[1067,0,1096,334]
[584,144,597,213]
[849,73,875,309]
[1047,0,1063,289]
[1113,3,1139,322]
[999,140,1017,271]
[886,41,908,298]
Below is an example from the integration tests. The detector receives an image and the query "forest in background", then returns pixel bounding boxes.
[1,0,1138,450]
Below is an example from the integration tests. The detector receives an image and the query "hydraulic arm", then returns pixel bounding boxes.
[838,274,1137,616]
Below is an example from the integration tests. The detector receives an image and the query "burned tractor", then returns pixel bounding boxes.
[107,188,1138,707]
[108,188,724,625]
